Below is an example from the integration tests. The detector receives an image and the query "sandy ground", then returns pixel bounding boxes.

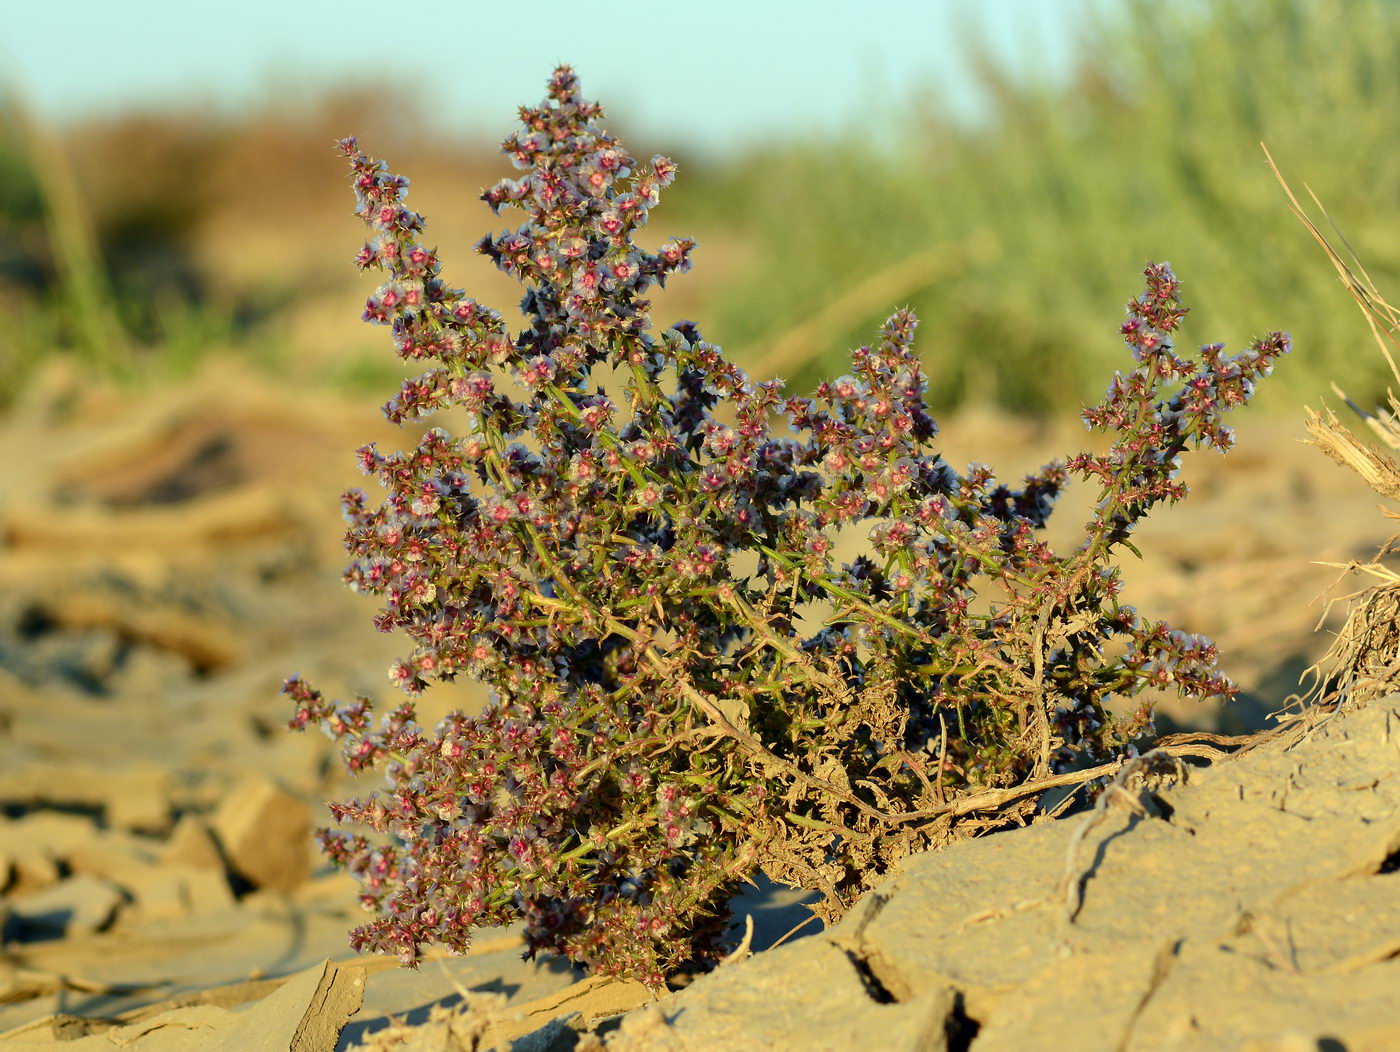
[0,358,1390,1049]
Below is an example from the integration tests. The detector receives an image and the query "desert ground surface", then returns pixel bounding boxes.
[0,358,1394,1049]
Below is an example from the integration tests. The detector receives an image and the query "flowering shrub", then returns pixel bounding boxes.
[287,66,1290,987]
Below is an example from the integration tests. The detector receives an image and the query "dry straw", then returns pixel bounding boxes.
[1264,144,1400,707]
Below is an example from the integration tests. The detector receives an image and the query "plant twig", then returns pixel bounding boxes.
[1060,749,1188,923]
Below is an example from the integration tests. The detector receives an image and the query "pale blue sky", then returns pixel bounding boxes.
[8,0,1102,153]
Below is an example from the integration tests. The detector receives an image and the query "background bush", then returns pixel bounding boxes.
[703,0,1400,411]
[5,0,1399,411]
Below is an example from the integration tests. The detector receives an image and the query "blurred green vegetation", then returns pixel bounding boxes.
[0,98,260,402]
[3,0,1399,415]
[707,0,1400,413]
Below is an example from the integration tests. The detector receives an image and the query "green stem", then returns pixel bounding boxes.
[559,818,642,862]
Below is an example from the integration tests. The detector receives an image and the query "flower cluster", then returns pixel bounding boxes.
[288,67,1288,987]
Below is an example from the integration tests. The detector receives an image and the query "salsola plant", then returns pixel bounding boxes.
[288,67,1289,986]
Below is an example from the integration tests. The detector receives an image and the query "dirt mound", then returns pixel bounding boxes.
[591,695,1400,1051]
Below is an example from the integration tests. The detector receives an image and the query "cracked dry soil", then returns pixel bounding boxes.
[593,697,1400,1052]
